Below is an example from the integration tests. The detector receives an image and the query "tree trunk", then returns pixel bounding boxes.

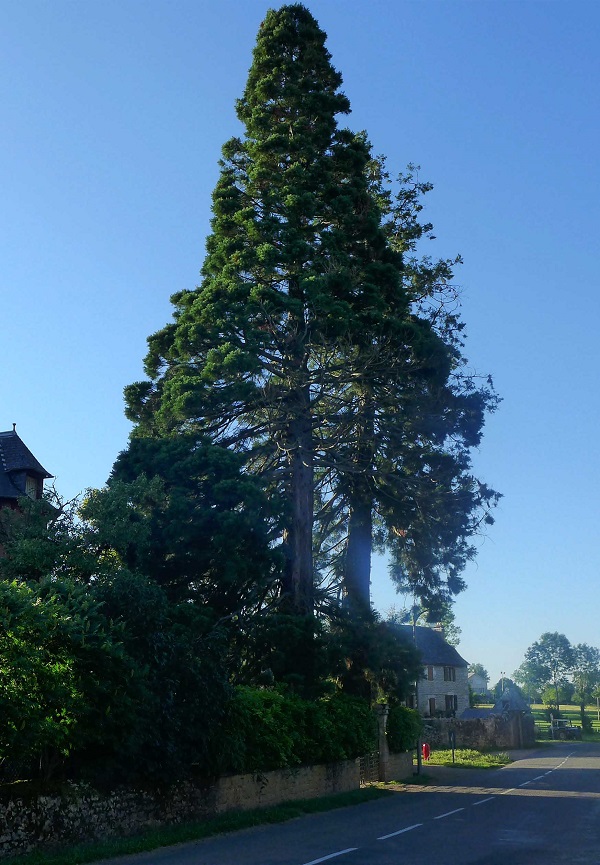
[344,490,372,611]
[281,376,314,617]
[342,393,374,611]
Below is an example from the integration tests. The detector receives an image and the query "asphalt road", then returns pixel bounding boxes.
[96,743,600,865]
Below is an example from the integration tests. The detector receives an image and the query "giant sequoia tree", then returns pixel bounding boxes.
[125,5,498,635]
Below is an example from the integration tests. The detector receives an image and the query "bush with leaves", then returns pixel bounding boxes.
[72,569,232,784]
[0,576,136,780]
[221,687,376,774]
[0,566,233,784]
[386,705,422,753]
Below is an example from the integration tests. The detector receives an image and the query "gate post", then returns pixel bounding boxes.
[375,703,390,782]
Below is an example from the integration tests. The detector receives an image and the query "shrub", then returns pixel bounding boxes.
[386,706,422,753]
[0,572,232,786]
[221,688,376,773]
[319,694,377,761]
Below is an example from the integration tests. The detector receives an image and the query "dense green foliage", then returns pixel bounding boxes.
[0,568,231,784]
[83,435,282,612]
[222,688,376,773]
[514,632,576,710]
[0,555,378,782]
[0,577,131,776]
[541,682,574,708]
[386,706,423,753]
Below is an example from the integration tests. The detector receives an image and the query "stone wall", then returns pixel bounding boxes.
[214,760,359,813]
[421,713,535,751]
[0,760,359,860]
[385,751,414,782]
[374,704,415,783]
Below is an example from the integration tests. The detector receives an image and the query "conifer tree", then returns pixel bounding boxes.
[126,5,399,616]
[125,4,498,639]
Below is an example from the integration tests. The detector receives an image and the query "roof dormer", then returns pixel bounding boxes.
[0,426,52,508]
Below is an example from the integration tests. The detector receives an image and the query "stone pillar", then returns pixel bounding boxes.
[375,703,390,782]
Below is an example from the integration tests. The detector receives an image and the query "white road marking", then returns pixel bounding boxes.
[302,849,358,865]
[307,752,578,862]
[434,808,465,820]
[377,823,423,840]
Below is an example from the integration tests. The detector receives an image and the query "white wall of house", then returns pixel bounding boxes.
[468,672,489,696]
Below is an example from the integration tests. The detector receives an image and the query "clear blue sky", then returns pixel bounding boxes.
[3,1,599,687]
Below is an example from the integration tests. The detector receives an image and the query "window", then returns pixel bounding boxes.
[427,666,434,681]
[428,697,436,716]
[443,666,456,682]
[445,694,458,713]
[25,475,37,500]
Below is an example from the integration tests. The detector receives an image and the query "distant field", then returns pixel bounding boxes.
[529,703,600,740]
[475,702,600,741]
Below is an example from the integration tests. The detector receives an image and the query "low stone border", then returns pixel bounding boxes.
[0,760,360,859]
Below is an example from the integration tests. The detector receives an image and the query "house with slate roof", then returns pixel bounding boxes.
[395,624,470,718]
[468,670,490,698]
[0,426,52,509]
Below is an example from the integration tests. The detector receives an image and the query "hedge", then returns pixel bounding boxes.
[221,687,377,773]
[386,705,422,753]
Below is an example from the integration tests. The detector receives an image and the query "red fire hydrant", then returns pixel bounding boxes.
[422,742,431,761]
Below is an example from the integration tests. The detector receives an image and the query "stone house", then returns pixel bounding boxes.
[396,625,470,718]
[0,426,52,509]
[468,671,490,698]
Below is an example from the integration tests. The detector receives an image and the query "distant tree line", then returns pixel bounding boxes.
[513,632,600,726]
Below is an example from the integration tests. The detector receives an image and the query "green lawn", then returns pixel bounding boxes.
[423,748,511,769]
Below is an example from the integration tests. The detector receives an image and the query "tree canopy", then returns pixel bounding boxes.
[514,632,575,711]
[124,4,498,651]
[468,663,489,680]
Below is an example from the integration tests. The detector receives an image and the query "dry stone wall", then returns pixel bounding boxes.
[385,751,414,781]
[421,713,535,751]
[0,760,359,859]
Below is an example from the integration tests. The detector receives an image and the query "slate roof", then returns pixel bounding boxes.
[460,685,531,720]
[0,429,52,500]
[461,708,492,719]
[0,429,51,477]
[393,624,469,668]
[0,471,22,499]
[491,684,530,714]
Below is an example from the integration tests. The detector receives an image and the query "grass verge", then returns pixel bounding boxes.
[1,787,392,865]
[422,748,511,769]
